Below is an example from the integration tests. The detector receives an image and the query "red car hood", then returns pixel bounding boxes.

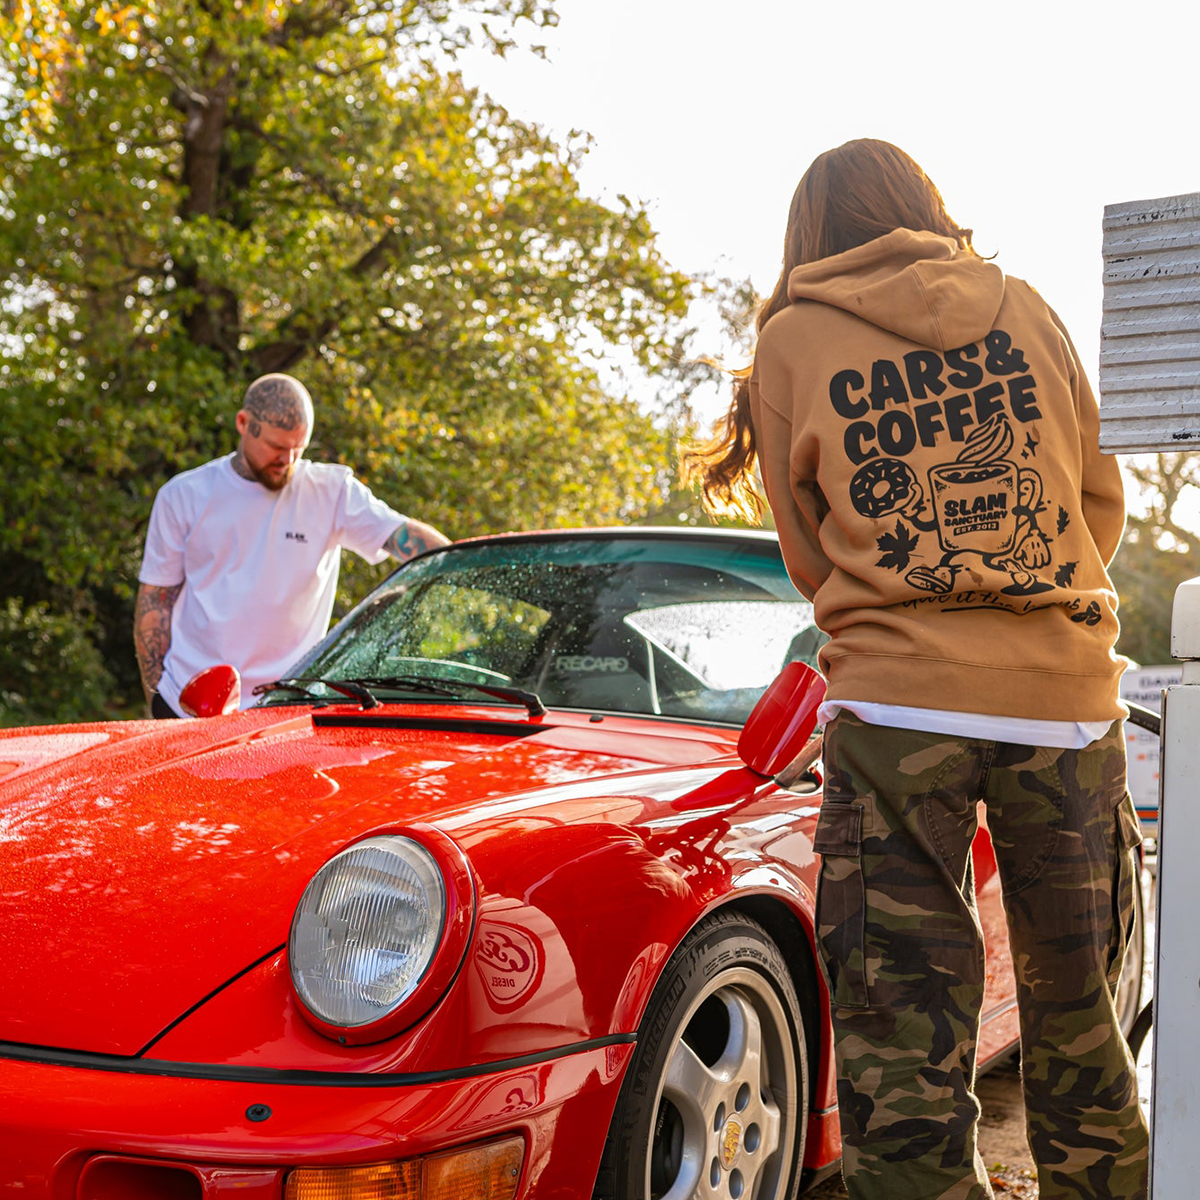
[0,707,731,1056]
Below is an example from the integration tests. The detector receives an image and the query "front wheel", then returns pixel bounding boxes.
[595,911,808,1200]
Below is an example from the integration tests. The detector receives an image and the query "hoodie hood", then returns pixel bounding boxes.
[786,228,1005,351]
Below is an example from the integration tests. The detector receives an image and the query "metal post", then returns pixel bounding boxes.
[1149,576,1200,1197]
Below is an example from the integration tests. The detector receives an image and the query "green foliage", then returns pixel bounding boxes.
[0,598,118,727]
[0,0,702,724]
[1110,454,1200,667]
[1110,530,1193,668]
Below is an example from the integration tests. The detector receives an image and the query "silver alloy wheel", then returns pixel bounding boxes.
[645,967,799,1200]
[1115,869,1145,1038]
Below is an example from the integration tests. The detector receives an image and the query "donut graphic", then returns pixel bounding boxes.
[848,458,934,527]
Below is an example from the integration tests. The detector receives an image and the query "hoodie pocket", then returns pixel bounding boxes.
[813,799,868,1008]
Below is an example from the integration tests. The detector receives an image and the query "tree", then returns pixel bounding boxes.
[0,0,697,722]
[1109,453,1200,667]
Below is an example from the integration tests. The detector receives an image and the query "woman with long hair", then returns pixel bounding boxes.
[688,139,1147,1199]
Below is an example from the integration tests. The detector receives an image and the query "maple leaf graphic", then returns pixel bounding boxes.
[876,520,919,572]
[1055,560,1077,587]
[1056,506,1070,535]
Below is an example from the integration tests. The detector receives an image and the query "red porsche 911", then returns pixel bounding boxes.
[0,529,1142,1199]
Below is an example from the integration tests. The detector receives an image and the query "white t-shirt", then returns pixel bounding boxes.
[139,455,404,712]
[817,699,1114,749]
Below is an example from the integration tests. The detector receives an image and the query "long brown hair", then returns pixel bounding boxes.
[682,139,975,520]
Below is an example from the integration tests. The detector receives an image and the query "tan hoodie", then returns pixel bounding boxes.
[750,228,1127,721]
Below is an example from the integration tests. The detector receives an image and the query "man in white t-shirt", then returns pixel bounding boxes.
[134,373,449,717]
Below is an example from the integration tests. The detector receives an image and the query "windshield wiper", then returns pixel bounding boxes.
[254,677,381,709]
[253,679,324,701]
[256,674,546,719]
[351,674,547,719]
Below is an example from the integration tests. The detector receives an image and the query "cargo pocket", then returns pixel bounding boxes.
[1106,793,1143,991]
[813,800,868,1009]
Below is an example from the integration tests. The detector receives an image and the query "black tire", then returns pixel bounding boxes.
[1127,998,1153,1061]
[1116,867,1146,1040]
[594,910,808,1200]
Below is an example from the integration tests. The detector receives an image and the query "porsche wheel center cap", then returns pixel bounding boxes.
[721,1118,742,1169]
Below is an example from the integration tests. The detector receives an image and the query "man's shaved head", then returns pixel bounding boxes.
[241,374,314,437]
[233,374,314,490]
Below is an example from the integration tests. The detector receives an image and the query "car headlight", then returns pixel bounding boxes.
[289,829,474,1043]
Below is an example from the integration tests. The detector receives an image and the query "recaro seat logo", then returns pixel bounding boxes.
[554,655,629,674]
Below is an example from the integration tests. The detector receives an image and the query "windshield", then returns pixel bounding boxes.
[273,534,823,725]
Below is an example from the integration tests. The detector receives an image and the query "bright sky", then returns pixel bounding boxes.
[457,0,1199,432]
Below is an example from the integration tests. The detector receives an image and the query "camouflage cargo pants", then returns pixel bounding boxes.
[814,714,1148,1200]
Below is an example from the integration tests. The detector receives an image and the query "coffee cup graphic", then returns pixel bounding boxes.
[928,459,1041,554]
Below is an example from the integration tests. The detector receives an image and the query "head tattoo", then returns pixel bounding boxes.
[242,374,313,435]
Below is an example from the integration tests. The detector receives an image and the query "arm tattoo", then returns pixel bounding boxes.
[134,583,183,702]
[383,520,434,562]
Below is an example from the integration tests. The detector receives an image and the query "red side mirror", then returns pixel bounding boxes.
[178,665,242,718]
[738,661,825,778]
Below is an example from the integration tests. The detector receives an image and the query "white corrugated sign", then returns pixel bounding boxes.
[1100,192,1200,453]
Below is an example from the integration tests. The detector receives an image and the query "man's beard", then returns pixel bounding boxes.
[248,460,295,491]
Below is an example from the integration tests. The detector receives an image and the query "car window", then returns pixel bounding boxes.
[374,582,550,679]
[627,601,821,724]
[283,536,822,724]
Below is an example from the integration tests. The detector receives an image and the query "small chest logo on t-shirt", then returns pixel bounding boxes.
[285,531,309,544]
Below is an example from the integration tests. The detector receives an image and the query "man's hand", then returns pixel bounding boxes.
[134,582,183,709]
[383,519,450,563]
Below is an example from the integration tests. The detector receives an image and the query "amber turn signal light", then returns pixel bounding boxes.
[284,1136,524,1200]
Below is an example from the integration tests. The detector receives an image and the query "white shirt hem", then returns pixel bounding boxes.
[818,699,1114,750]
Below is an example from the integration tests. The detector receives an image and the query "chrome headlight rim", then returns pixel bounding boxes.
[288,824,475,1045]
